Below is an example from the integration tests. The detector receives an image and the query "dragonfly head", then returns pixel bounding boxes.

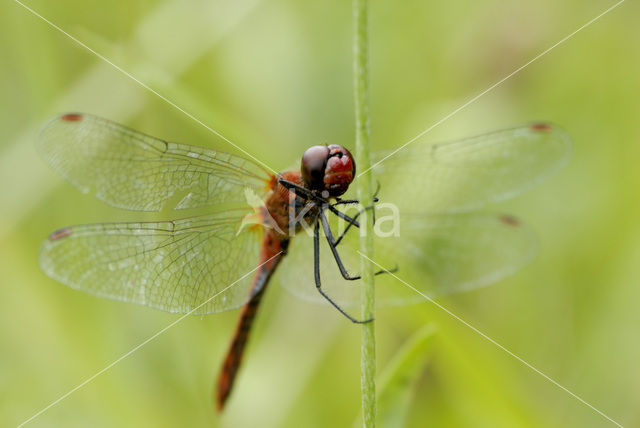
[301,144,355,197]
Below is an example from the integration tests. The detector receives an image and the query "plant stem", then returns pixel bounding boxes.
[353,0,375,427]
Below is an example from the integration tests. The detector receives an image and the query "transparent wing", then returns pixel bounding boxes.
[279,212,536,307]
[39,209,263,315]
[390,213,537,297]
[39,113,271,211]
[372,123,571,214]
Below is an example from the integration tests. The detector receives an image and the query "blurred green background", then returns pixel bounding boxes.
[2,0,639,426]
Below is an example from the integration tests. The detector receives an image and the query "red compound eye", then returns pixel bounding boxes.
[300,145,355,197]
[323,145,355,196]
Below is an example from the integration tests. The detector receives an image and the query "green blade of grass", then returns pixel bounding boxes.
[377,324,437,427]
[354,324,437,428]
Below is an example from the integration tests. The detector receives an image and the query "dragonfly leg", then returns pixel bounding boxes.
[332,196,379,206]
[332,182,381,227]
[319,211,360,281]
[278,178,361,228]
[329,203,380,246]
[331,209,361,246]
[331,198,360,206]
[313,218,372,323]
[332,181,381,207]
[327,205,360,228]
[278,178,321,202]
[320,211,395,279]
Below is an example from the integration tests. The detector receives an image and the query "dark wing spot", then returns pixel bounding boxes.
[60,113,84,122]
[530,123,552,132]
[499,215,520,227]
[49,227,72,241]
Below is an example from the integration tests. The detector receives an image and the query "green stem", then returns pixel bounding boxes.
[353,0,375,427]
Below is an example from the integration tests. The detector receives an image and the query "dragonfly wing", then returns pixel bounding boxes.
[384,213,537,299]
[39,209,262,315]
[39,113,271,211]
[279,212,536,306]
[372,123,571,213]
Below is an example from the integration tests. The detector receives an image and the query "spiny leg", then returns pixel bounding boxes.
[331,181,383,242]
[327,205,360,228]
[278,178,318,201]
[319,211,397,280]
[330,204,375,246]
[327,204,377,247]
[332,196,378,207]
[319,211,360,280]
[279,178,360,227]
[332,180,382,207]
[313,217,371,324]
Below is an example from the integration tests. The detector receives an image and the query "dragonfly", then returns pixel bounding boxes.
[38,113,571,409]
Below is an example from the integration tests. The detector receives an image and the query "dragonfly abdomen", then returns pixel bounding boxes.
[216,229,289,410]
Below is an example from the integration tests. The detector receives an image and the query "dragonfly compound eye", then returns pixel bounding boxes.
[301,145,330,191]
[301,145,355,197]
[324,145,355,197]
